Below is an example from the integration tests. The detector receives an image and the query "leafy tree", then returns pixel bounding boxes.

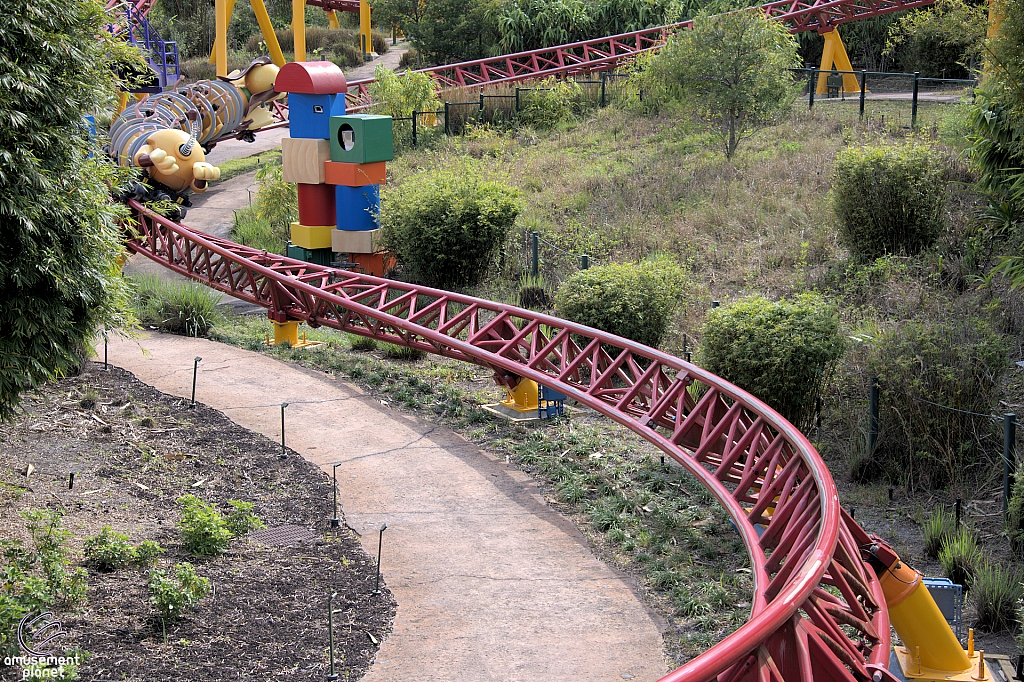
[636,9,800,158]
[413,0,501,64]
[0,0,137,421]
[885,0,987,78]
[698,294,844,429]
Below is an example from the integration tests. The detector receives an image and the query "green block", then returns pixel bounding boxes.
[286,243,334,266]
[329,114,394,164]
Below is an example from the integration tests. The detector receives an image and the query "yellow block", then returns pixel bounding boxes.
[332,227,383,254]
[282,138,330,184]
[290,222,334,249]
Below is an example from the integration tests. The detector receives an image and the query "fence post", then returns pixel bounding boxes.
[411,111,418,147]
[479,91,485,112]
[600,72,607,108]
[911,71,920,129]
[1005,413,1016,515]
[515,88,521,112]
[868,376,879,455]
[859,71,867,118]
[580,254,589,270]
[808,70,816,110]
[444,101,450,136]
[531,232,539,278]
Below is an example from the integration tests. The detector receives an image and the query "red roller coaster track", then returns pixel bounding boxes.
[343,0,936,110]
[126,200,899,682]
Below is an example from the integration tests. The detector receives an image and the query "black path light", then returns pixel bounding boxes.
[331,462,342,529]
[279,402,289,458]
[373,523,387,595]
[191,356,202,407]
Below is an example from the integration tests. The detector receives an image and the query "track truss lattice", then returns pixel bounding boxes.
[127,201,894,682]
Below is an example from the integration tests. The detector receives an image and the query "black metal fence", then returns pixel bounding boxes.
[794,68,977,128]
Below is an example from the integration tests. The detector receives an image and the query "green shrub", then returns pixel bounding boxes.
[938,528,982,589]
[922,506,957,559]
[84,527,136,571]
[973,562,1023,632]
[369,64,440,119]
[868,318,1009,487]
[697,294,844,429]
[225,500,266,537]
[230,161,297,256]
[147,562,210,622]
[832,142,946,260]
[133,540,164,569]
[132,274,220,337]
[381,163,522,289]
[517,77,583,129]
[554,255,689,350]
[177,495,232,556]
[1008,459,1024,548]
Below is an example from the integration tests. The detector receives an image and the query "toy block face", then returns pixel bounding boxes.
[289,222,335,250]
[335,184,380,232]
[329,115,394,164]
[287,93,336,139]
[282,138,330,184]
[332,227,383,254]
[324,161,387,187]
[297,182,336,226]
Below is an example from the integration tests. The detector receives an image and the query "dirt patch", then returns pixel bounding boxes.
[0,363,395,681]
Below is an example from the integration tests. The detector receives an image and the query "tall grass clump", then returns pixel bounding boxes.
[938,528,983,590]
[867,317,1008,488]
[973,562,1023,632]
[833,142,946,260]
[1007,458,1024,549]
[133,274,220,337]
[381,161,522,289]
[230,161,296,255]
[554,255,689,350]
[517,77,583,129]
[922,506,957,559]
[698,294,844,429]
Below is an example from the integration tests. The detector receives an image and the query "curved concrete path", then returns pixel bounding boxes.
[101,332,668,681]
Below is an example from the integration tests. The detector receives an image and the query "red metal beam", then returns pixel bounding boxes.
[343,0,935,111]
[125,201,892,682]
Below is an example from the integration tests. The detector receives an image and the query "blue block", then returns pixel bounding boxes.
[330,95,346,117]
[335,184,380,232]
[288,93,336,139]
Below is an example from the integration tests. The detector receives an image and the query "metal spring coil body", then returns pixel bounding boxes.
[108,80,247,167]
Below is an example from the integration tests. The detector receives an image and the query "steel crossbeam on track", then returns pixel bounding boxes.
[305,0,362,13]
[126,200,894,682]
[343,0,936,111]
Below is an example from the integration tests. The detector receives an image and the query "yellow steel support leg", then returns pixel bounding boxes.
[214,0,232,77]
[359,0,372,58]
[267,321,321,348]
[251,0,286,67]
[327,9,340,29]
[815,29,860,94]
[116,92,130,116]
[879,559,988,680]
[499,378,540,413]
[292,0,306,62]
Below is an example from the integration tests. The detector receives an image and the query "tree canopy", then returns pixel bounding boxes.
[0,0,137,419]
[636,9,800,158]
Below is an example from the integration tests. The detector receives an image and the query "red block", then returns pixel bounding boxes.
[297,183,336,227]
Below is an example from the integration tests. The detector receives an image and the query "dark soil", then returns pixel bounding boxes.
[0,363,395,681]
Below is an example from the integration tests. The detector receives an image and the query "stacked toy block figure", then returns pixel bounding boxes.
[276,61,394,276]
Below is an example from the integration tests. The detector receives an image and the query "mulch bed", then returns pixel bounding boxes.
[0,363,395,681]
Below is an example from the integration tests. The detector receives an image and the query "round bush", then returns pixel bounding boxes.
[698,294,844,429]
[832,142,946,260]
[381,164,522,290]
[553,256,689,349]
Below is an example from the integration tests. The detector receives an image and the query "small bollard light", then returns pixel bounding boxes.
[327,591,339,681]
[373,523,387,595]
[103,333,109,371]
[279,402,289,459]
[68,472,75,490]
[191,357,202,407]
[331,462,342,529]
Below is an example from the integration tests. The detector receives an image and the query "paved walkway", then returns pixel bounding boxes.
[101,333,668,682]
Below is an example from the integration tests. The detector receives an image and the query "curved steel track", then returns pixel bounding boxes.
[126,200,894,682]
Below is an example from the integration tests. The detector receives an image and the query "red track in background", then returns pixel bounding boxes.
[343,0,935,110]
[127,200,897,682]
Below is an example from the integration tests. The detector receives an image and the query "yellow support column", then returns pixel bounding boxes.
[327,9,341,29]
[251,0,287,66]
[214,0,232,76]
[209,0,237,65]
[292,0,306,62]
[359,0,372,59]
[815,29,861,95]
